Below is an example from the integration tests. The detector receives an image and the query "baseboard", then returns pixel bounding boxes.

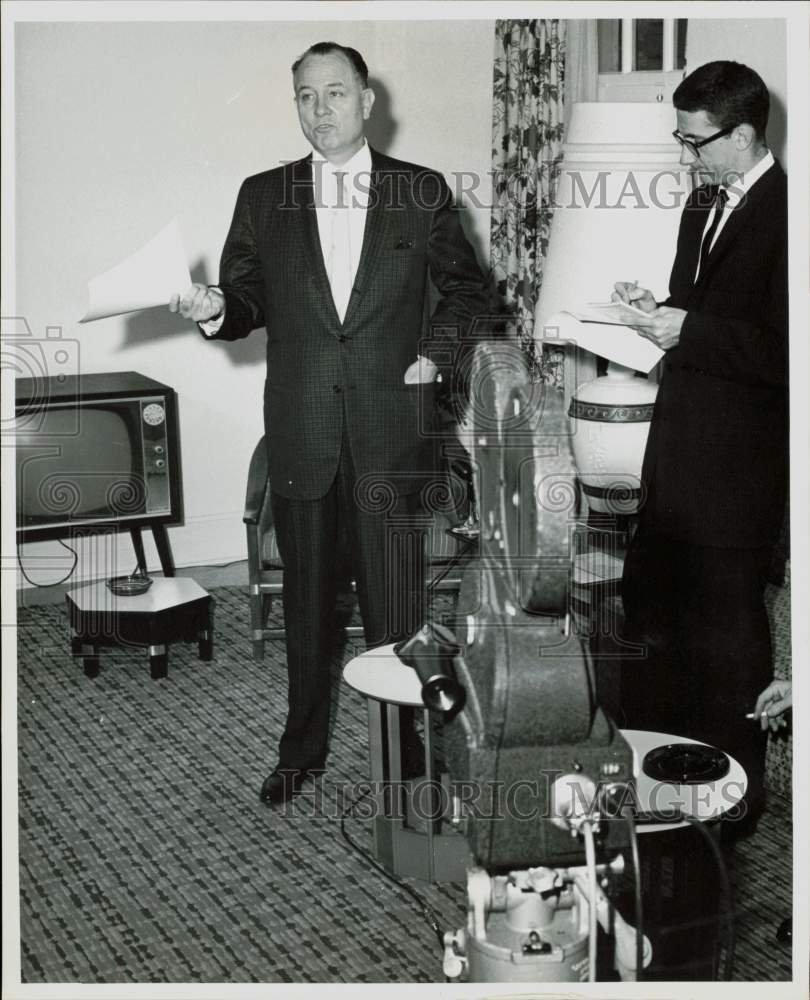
[16,512,247,603]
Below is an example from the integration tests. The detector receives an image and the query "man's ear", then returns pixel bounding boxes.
[734,123,756,151]
[362,87,376,120]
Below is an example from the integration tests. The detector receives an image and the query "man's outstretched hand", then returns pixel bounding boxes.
[170,284,224,323]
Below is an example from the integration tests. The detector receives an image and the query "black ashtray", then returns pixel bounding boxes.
[106,573,153,597]
[642,743,730,784]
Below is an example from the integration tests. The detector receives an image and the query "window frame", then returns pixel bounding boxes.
[597,18,685,103]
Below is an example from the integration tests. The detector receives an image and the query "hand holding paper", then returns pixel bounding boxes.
[80,219,192,323]
[169,284,224,324]
[629,305,687,351]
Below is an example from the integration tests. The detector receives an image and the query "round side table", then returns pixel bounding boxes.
[343,643,471,883]
[618,728,746,981]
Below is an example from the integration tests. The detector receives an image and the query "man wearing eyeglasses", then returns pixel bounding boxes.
[611,61,787,837]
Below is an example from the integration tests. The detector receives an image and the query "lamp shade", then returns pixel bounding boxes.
[533,102,688,516]
[535,101,688,336]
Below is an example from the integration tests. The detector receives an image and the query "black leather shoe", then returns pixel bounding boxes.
[259,767,311,805]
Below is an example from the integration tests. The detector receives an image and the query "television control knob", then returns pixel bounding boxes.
[155,459,165,469]
[154,445,164,454]
[143,403,165,426]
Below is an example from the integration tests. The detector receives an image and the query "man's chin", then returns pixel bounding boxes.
[690,167,716,187]
[305,130,335,155]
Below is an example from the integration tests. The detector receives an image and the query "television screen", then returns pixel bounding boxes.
[16,406,139,524]
[15,371,181,543]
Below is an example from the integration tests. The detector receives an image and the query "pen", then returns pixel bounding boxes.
[745,711,768,719]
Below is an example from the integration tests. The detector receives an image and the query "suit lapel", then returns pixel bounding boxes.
[291,155,342,326]
[674,185,715,303]
[343,150,393,326]
[292,150,393,329]
[694,163,781,290]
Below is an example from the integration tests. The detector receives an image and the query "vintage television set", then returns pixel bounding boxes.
[15,371,183,577]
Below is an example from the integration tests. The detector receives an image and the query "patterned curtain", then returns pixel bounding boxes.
[491,20,566,381]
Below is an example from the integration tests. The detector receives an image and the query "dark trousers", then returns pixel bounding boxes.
[271,433,427,771]
[619,526,772,817]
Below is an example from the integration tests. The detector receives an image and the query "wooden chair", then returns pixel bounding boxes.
[243,435,476,661]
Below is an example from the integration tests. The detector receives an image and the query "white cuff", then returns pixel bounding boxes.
[198,287,225,336]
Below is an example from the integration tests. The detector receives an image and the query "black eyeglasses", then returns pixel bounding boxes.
[672,125,735,158]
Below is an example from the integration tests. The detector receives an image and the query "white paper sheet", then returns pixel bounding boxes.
[79,219,191,323]
[572,301,655,326]
[540,310,664,373]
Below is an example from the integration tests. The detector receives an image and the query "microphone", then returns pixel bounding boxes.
[394,622,466,718]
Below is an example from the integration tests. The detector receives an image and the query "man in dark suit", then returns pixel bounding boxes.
[612,61,787,829]
[171,42,487,802]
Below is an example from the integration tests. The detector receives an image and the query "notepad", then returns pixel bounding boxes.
[540,311,664,373]
[569,301,655,326]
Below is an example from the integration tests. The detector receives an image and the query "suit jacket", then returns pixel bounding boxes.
[640,161,788,548]
[207,148,488,500]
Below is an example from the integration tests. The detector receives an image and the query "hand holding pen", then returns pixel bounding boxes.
[611,279,657,314]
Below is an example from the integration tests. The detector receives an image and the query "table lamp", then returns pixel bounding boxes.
[534,102,688,516]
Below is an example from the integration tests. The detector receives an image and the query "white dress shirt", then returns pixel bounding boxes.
[312,141,372,318]
[695,150,775,281]
[201,142,372,335]
[200,141,437,381]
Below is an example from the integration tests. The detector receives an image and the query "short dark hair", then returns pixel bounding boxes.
[291,42,369,88]
[673,60,769,141]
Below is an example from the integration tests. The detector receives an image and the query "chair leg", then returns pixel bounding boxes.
[250,587,267,661]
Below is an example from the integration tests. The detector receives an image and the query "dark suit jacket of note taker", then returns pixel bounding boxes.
[641,162,788,549]
[208,148,488,501]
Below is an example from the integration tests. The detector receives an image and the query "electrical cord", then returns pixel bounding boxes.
[619,803,735,981]
[339,784,447,951]
[603,783,645,981]
[581,820,598,983]
[624,811,644,982]
[680,813,736,980]
[17,539,78,587]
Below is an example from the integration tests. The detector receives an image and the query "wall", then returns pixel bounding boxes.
[12,15,793,588]
[13,19,494,585]
[684,17,787,162]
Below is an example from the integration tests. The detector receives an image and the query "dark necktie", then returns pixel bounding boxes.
[697,187,729,278]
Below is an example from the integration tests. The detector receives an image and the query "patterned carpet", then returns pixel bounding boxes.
[14,583,794,984]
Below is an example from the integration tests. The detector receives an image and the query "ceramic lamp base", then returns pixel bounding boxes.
[568,362,658,516]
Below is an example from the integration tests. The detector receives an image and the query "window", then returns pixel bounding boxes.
[597,19,687,103]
